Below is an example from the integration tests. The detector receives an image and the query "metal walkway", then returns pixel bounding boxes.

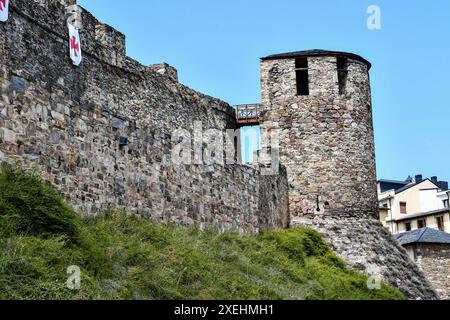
[235,104,260,127]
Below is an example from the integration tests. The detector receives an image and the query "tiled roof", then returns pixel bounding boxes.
[393,182,418,194]
[394,179,439,195]
[395,228,450,245]
[386,208,449,223]
[377,179,409,185]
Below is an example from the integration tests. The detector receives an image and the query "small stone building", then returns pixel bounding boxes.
[396,228,450,300]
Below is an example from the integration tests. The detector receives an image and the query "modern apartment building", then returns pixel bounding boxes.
[378,175,450,234]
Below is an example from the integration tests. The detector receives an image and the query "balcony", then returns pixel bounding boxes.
[235,104,260,127]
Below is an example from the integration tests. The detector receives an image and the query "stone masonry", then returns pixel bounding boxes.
[0,0,439,299]
[292,218,438,299]
[407,244,450,300]
[260,52,377,218]
[0,0,289,234]
[260,51,437,299]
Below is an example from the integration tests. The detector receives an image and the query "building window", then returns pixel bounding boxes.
[443,200,449,208]
[295,58,309,96]
[417,219,427,229]
[400,202,407,214]
[405,222,412,231]
[337,57,348,95]
[436,216,445,231]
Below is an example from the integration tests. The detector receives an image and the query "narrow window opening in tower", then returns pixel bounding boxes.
[295,57,309,96]
[337,57,348,95]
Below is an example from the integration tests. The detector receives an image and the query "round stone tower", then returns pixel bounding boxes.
[260,50,378,219]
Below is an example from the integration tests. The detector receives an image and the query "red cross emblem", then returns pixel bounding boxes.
[68,23,82,65]
[70,35,79,57]
[0,0,6,11]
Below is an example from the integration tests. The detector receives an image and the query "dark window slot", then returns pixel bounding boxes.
[295,57,308,69]
[295,57,309,96]
[437,216,445,231]
[296,70,309,96]
[405,222,412,231]
[417,219,427,229]
[337,57,348,95]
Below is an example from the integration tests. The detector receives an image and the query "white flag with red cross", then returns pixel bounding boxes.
[68,23,82,66]
[0,0,9,22]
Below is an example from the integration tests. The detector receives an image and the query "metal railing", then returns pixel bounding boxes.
[235,104,260,126]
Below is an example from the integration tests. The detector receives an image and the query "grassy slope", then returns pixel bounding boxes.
[0,164,405,300]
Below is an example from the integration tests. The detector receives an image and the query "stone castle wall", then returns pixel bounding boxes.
[409,244,450,300]
[0,0,289,233]
[292,218,437,300]
[260,56,378,219]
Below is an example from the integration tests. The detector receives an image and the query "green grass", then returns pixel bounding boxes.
[0,163,405,300]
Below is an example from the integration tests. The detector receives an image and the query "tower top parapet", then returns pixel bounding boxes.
[261,49,372,70]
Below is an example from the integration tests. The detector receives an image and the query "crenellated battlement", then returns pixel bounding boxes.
[94,22,126,67]
[13,0,179,77]
[13,0,127,67]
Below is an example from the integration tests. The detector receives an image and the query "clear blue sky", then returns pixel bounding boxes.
[79,0,450,182]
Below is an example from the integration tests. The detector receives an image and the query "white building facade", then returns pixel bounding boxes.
[378,175,450,234]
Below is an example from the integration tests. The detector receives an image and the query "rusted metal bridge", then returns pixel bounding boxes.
[235,104,260,127]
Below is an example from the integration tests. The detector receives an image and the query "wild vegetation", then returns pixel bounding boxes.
[0,164,405,300]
